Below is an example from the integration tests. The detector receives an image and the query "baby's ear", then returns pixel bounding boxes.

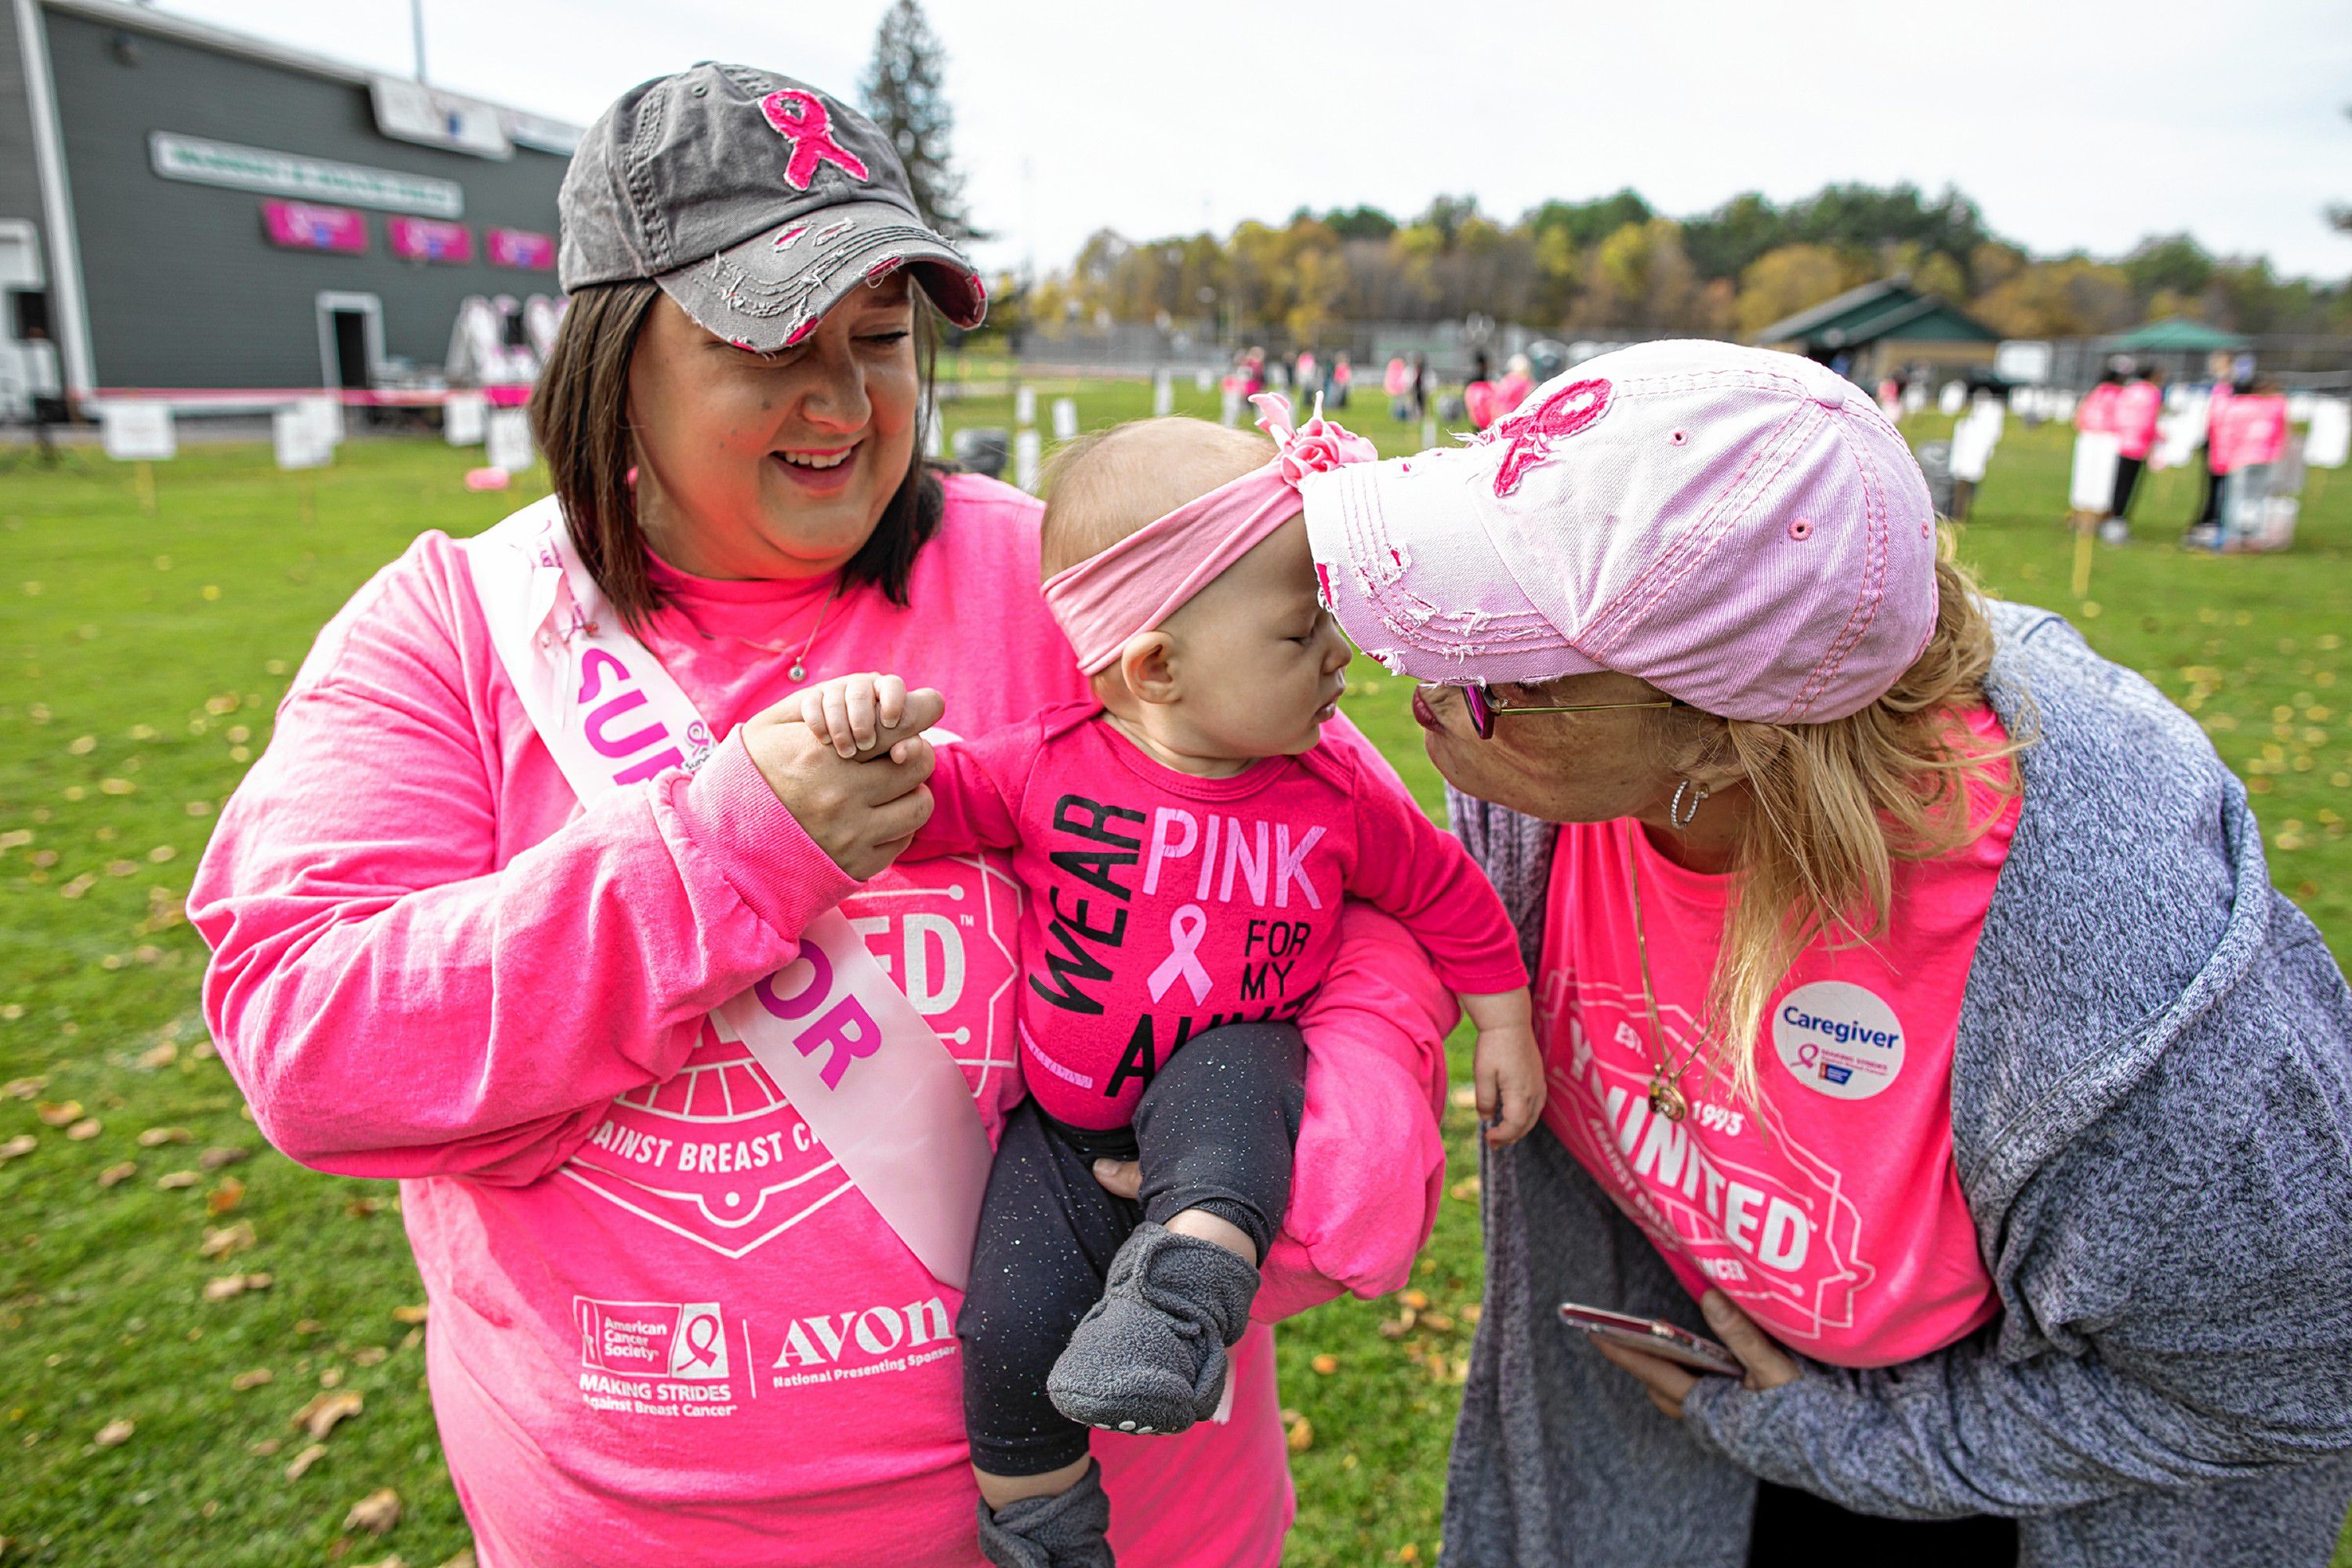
[1119,632,1181,706]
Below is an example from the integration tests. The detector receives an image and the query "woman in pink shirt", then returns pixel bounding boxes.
[1301,343,2352,1568]
[190,65,1454,1568]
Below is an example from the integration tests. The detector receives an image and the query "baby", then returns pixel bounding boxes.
[796,398,1541,1568]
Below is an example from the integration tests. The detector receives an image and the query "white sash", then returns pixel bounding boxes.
[464,499,990,1289]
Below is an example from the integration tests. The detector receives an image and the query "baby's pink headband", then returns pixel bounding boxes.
[1042,394,1378,675]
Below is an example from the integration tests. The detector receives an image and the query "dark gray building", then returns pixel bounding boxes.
[2,0,579,417]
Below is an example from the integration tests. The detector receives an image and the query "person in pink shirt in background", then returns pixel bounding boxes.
[189,64,1457,1568]
[2101,365,2165,544]
[793,404,1538,1566]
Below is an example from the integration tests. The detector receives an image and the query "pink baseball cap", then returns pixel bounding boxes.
[1300,339,1940,724]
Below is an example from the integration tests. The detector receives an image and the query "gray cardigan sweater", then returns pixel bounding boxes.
[1440,602,2352,1566]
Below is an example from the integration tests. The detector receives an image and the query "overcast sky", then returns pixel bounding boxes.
[154,0,2352,281]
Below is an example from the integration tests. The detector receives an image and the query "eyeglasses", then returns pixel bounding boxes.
[1457,682,1676,741]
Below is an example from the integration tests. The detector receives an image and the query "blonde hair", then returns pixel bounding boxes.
[1653,540,2027,1101]
[1038,418,1272,577]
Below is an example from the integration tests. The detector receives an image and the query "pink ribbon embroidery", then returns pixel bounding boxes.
[1147,905,1214,1006]
[758,89,871,191]
[1492,378,1613,497]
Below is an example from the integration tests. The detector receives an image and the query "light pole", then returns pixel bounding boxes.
[412,0,426,84]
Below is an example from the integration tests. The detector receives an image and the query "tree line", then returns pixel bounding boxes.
[988,186,2350,347]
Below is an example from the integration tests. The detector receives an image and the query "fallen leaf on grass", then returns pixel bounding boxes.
[1462,1304,1483,1325]
[290,1389,364,1440]
[156,1171,200,1189]
[34,1100,84,1127]
[205,1175,247,1214]
[138,1126,193,1147]
[1449,1176,1482,1201]
[66,1117,101,1140]
[351,1559,409,1568]
[295,1318,325,1336]
[1401,1290,1430,1310]
[1449,1087,1477,1110]
[204,1272,272,1301]
[2,1077,43,1099]
[319,1367,344,1389]
[344,1487,401,1534]
[0,1134,37,1163]
[391,1304,429,1325]
[351,1347,388,1367]
[1309,1353,1338,1375]
[436,1552,477,1568]
[249,1438,281,1457]
[232,1368,274,1391]
[200,1146,250,1170]
[97,1161,137,1187]
[138,1041,178,1069]
[201,1221,256,1258]
[93,1418,135,1447]
[1286,1415,1314,1453]
[284,1442,328,1480]
[346,1197,383,1218]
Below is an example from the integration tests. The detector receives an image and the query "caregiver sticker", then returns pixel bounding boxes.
[1772,981,1905,1101]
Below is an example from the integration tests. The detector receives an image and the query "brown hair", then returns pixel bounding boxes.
[1650,542,2028,1099]
[531,281,949,629]
[1037,417,1273,577]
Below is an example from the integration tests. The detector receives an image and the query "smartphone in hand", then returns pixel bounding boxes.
[1558,1301,1744,1377]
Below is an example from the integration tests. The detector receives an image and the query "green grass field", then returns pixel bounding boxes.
[2,376,2348,1566]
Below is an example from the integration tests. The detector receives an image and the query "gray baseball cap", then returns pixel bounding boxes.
[559,62,985,350]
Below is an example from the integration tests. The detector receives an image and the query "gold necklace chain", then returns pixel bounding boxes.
[1626,828,1706,1122]
[701,579,844,682]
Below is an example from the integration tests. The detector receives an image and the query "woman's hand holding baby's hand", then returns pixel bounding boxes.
[739,677,947,880]
[1465,990,1546,1147]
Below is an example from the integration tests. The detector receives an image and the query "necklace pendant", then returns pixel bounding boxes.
[1648,1076,1688,1122]
[786,661,805,682]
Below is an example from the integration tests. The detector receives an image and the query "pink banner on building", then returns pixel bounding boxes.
[261,199,368,255]
[389,216,475,265]
[487,227,557,271]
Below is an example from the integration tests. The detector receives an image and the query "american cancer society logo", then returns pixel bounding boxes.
[578,1297,731,1382]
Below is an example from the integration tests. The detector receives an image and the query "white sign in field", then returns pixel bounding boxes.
[2305,399,2350,470]
[485,408,535,474]
[443,392,488,447]
[1154,372,1174,417]
[2069,432,2122,512]
[1014,387,1036,427]
[100,403,174,462]
[1014,429,1042,494]
[1052,397,1080,442]
[273,406,333,470]
[150,132,464,218]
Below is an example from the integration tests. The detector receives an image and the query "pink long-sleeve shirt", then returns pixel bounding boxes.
[913,704,1526,1130]
[2112,379,2163,460]
[189,475,1457,1568]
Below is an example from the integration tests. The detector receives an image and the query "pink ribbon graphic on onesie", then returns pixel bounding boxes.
[1148,905,1214,1005]
[758,90,871,190]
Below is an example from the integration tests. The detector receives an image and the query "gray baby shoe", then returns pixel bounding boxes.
[975,1459,1115,1568]
[1046,1221,1260,1437]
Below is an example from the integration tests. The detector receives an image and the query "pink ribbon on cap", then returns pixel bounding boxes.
[1042,394,1378,674]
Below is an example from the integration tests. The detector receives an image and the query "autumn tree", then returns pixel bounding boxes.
[860,0,979,240]
[1736,244,1860,337]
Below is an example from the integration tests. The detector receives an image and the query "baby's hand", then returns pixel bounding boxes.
[793,673,945,761]
[1463,989,1546,1147]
